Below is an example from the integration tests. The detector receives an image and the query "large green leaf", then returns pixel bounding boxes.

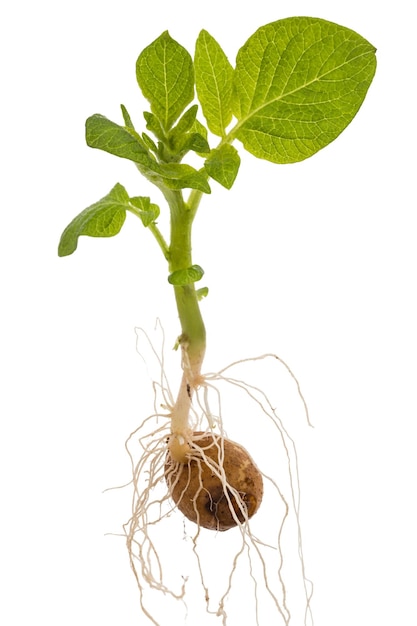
[232,17,377,163]
[195,30,234,137]
[136,31,194,132]
[58,183,129,257]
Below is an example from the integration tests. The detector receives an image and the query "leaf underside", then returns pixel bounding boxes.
[232,17,377,164]
[58,183,130,257]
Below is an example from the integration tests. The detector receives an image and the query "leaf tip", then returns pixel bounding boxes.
[57,236,76,258]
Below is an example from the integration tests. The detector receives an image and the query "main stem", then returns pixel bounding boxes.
[164,188,206,462]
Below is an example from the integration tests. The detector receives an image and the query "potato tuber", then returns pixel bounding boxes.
[165,432,263,531]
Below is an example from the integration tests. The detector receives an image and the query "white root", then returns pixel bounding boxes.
[109,324,314,626]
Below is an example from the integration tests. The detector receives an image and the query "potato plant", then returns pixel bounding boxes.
[59,16,376,625]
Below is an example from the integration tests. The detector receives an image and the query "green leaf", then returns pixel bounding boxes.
[184,118,211,157]
[86,114,148,161]
[143,111,165,142]
[183,133,210,155]
[232,17,377,163]
[171,105,198,136]
[204,144,240,189]
[195,30,234,137]
[192,118,208,141]
[169,131,210,158]
[129,196,160,227]
[58,183,129,257]
[120,104,135,129]
[196,286,209,300]
[136,31,194,131]
[141,132,158,154]
[85,114,210,193]
[156,163,211,192]
[168,105,210,156]
[168,265,204,286]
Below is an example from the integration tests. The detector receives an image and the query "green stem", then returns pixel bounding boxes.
[148,223,170,261]
[127,205,170,260]
[163,188,206,460]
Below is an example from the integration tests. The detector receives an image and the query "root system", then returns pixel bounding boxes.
[112,325,314,626]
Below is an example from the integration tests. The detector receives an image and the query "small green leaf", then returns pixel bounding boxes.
[129,196,160,227]
[187,118,211,157]
[168,105,210,157]
[156,163,211,193]
[168,265,204,286]
[204,144,240,189]
[195,30,234,137]
[120,104,135,129]
[143,111,165,142]
[171,105,198,136]
[192,118,208,141]
[232,17,377,163]
[137,31,194,131]
[58,183,129,257]
[148,203,160,223]
[85,114,210,193]
[196,286,209,300]
[183,133,211,155]
[129,195,150,211]
[170,132,210,158]
[141,132,158,153]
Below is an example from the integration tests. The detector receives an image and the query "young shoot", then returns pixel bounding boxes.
[58,16,376,626]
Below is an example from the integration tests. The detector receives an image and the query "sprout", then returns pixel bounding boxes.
[59,16,376,626]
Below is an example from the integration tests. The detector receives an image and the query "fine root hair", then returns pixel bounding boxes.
[108,324,314,626]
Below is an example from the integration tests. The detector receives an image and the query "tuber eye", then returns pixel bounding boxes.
[165,432,263,531]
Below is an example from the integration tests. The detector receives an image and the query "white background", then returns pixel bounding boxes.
[1,1,416,625]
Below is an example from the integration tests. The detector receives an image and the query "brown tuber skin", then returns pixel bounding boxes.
[165,432,263,531]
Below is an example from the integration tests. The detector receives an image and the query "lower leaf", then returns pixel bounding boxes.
[58,183,129,257]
